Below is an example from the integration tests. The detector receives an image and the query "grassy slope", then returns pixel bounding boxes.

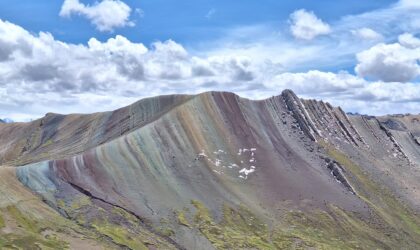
[64,200,178,250]
[0,167,120,249]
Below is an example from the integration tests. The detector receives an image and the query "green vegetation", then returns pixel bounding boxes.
[191,200,212,224]
[90,207,179,250]
[190,200,274,249]
[42,139,54,148]
[0,206,69,249]
[6,205,39,234]
[273,207,391,249]
[70,196,91,210]
[320,141,420,247]
[156,226,175,237]
[111,207,138,224]
[55,195,177,249]
[185,152,420,250]
[93,222,149,250]
[0,213,4,229]
[176,210,190,228]
[4,138,420,249]
[186,199,406,249]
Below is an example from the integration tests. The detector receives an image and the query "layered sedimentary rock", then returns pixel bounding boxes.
[1,90,420,249]
[0,94,191,166]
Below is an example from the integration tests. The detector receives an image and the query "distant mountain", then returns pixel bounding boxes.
[0,118,14,123]
[1,90,420,249]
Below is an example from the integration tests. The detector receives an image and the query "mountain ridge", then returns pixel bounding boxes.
[1,89,420,249]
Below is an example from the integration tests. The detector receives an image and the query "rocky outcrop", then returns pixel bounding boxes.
[298,98,366,147]
[413,134,420,146]
[281,89,319,141]
[377,119,412,163]
[325,158,356,195]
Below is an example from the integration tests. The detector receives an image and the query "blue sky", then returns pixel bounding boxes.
[0,0,419,121]
[0,0,396,45]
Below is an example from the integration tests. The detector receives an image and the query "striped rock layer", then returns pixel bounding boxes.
[1,90,420,249]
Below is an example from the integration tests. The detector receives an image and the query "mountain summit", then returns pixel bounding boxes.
[0,90,419,249]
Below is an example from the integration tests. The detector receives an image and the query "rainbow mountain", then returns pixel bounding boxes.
[0,90,420,249]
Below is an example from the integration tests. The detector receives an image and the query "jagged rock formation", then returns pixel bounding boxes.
[1,90,420,249]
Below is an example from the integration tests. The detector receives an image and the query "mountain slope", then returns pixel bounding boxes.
[0,166,126,249]
[0,94,192,166]
[1,90,420,249]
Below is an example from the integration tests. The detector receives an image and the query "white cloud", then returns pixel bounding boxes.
[265,70,420,115]
[266,70,365,94]
[0,18,419,121]
[289,9,331,40]
[88,35,147,54]
[398,33,420,49]
[351,28,383,41]
[196,1,420,74]
[0,18,265,120]
[60,0,134,32]
[355,34,420,82]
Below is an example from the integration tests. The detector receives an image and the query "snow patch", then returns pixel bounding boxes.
[239,167,255,179]
[197,147,258,180]
[198,150,208,157]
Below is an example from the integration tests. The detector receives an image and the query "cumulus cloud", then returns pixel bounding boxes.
[351,28,383,41]
[398,33,420,49]
[266,70,365,94]
[0,18,419,121]
[264,70,420,115]
[0,18,266,119]
[289,9,331,40]
[0,16,257,93]
[355,33,420,82]
[60,0,134,32]
[266,70,420,103]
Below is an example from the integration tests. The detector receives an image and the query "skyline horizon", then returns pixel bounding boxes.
[2,89,419,123]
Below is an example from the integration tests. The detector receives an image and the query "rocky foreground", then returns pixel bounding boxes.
[0,90,419,249]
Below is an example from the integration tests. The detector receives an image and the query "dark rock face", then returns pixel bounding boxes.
[2,90,420,249]
[281,89,319,141]
[381,119,407,131]
[325,160,355,195]
[414,136,420,146]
